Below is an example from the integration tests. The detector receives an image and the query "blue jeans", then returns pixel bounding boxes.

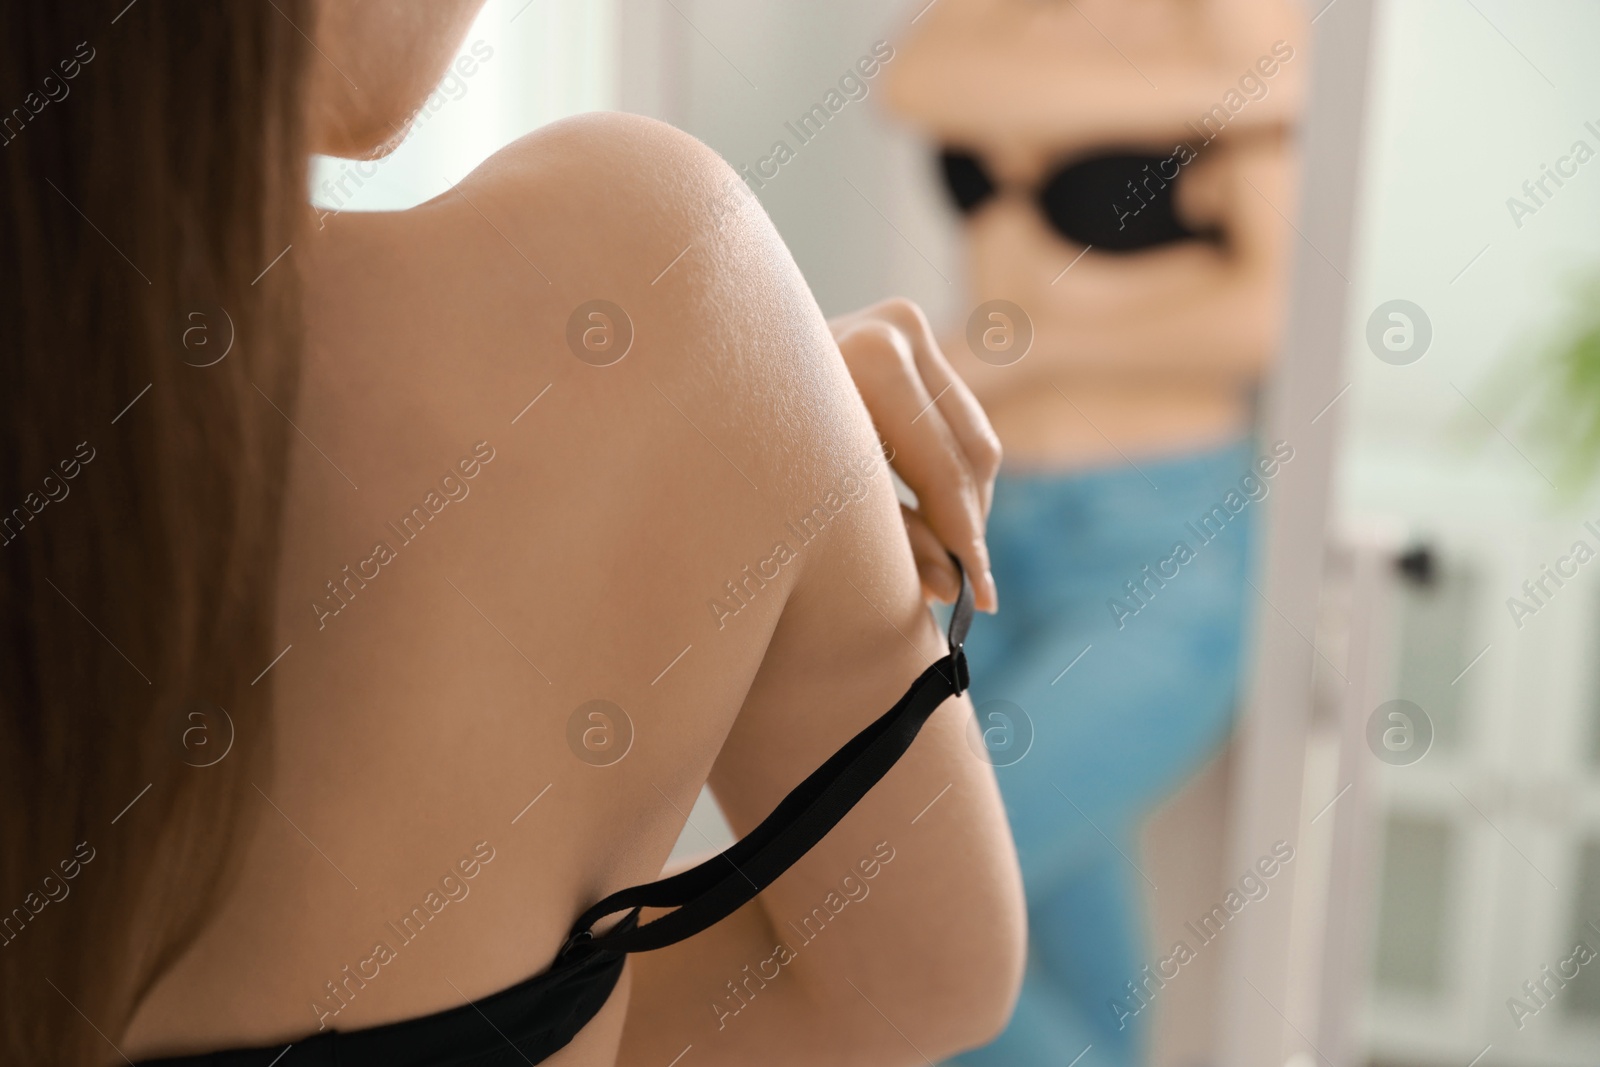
[953,439,1259,1067]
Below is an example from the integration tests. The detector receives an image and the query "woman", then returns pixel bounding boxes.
[885,0,1305,1062]
[0,4,1023,1065]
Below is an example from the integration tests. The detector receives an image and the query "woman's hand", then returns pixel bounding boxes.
[829,298,1002,612]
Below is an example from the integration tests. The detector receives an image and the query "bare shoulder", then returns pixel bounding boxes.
[298,109,896,786]
[310,109,861,488]
[415,108,802,327]
[458,110,743,212]
[450,110,836,416]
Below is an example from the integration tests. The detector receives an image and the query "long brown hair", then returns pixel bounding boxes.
[0,4,311,1062]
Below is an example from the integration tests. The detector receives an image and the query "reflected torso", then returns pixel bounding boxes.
[886,0,1306,472]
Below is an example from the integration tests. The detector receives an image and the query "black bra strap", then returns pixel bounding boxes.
[560,558,974,959]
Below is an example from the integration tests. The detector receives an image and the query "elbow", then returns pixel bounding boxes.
[941,896,1028,1057]
[905,864,1029,1062]
[901,778,1030,1060]
[968,985,1024,1055]
[827,873,1028,1066]
[983,939,1028,1049]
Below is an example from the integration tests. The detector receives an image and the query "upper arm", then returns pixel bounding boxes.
[534,116,1027,1059]
[430,114,1022,1060]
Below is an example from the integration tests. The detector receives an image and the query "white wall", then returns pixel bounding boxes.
[1338,0,1600,520]
[308,0,616,213]
[620,0,965,323]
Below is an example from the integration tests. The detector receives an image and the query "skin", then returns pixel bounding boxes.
[885,0,1307,469]
[830,297,1003,605]
[119,5,1023,1066]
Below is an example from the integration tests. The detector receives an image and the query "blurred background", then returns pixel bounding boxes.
[313,1,1600,1065]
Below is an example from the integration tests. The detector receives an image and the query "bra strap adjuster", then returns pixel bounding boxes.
[951,645,970,695]
[556,927,594,963]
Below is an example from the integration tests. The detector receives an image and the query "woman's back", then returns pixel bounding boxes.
[120,112,1023,1067]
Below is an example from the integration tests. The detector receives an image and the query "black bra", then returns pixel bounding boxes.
[135,564,975,1066]
[938,146,1221,254]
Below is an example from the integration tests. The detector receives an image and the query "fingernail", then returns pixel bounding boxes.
[984,568,998,612]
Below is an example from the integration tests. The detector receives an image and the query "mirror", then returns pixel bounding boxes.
[310,1,1600,1063]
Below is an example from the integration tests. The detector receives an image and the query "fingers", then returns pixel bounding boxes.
[904,506,962,605]
[835,313,999,612]
[873,298,1004,519]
